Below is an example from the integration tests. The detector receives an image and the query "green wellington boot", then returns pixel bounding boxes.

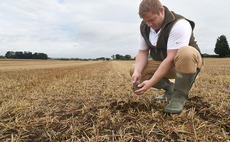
[164,70,200,114]
[154,78,174,101]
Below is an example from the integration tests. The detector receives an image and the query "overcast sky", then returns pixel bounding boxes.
[0,0,229,58]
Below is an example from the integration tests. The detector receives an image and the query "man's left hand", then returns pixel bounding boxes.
[134,80,153,95]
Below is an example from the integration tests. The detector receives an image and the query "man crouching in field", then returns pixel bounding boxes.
[130,0,203,114]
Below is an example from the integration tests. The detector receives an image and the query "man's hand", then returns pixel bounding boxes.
[131,72,142,88]
[134,80,153,95]
[132,49,177,95]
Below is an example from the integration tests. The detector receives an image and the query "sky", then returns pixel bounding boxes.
[0,0,229,59]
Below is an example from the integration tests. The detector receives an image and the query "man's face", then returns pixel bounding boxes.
[142,8,164,31]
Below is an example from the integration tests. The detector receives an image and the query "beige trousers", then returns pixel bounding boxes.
[130,46,203,81]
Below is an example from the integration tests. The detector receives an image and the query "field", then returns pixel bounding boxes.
[0,58,229,141]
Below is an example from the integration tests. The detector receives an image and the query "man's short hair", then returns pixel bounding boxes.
[139,0,163,18]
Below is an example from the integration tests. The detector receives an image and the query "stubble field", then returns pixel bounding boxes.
[0,58,229,141]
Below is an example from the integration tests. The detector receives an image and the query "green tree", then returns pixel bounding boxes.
[5,51,15,58]
[124,54,132,60]
[115,54,122,60]
[24,51,33,59]
[5,51,48,59]
[33,52,48,59]
[15,51,23,59]
[214,35,229,57]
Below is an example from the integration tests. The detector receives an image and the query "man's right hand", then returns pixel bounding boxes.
[131,72,142,89]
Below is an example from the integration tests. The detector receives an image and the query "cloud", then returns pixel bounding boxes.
[0,0,141,58]
[0,0,229,58]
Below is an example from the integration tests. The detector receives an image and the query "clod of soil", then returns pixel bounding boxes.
[132,81,142,92]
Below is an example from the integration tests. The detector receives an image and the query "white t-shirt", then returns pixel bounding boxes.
[139,19,192,50]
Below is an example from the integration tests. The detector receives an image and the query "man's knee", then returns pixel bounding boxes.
[175,46,195,60]
[174,46,202,73]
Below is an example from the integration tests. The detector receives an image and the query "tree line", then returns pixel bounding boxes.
[54,54,134,61]
[57,54,134,61]
[111,54,133,60]
[1,35,229,60]
[0,51,134,60]
[4,51,48,59]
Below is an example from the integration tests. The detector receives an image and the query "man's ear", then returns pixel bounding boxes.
[159,7,164,15]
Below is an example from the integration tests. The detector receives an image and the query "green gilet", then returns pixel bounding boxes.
[140,6,201,61]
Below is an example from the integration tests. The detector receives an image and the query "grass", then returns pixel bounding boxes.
[0,58,229,141]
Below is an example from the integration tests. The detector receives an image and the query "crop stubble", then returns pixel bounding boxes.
[0,59,229,141]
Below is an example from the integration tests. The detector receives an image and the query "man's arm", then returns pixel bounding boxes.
[131,49,149,88]
[134,49,178,95]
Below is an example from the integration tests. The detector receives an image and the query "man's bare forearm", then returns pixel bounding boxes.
[134,50,149,74]
[149,49,178,85]
[149,57,174,85]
